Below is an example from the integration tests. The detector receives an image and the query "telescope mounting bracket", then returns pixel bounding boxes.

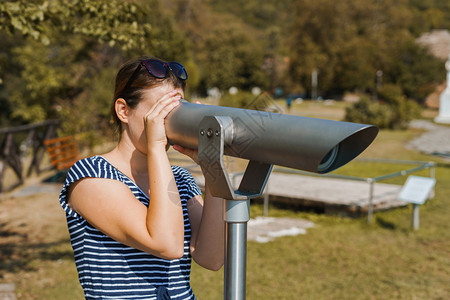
[198,115,273,300]
[198,116,273,201]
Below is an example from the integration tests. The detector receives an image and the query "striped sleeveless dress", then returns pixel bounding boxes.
[59,156,202,300]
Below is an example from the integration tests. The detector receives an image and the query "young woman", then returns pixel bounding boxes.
[59,57,224,299]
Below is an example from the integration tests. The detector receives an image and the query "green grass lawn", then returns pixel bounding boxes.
[190,159,450,299]
[188,102,449,299]
[1,101,448,299]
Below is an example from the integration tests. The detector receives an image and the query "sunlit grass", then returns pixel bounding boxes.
[191,161,450,299]
[189,103,450,299]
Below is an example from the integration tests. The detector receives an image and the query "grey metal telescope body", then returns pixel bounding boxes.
[166,101,378,174]
[166,101,378,300]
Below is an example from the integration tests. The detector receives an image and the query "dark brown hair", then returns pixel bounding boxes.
[111,56,186,133]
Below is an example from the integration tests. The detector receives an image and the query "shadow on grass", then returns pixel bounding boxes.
[375,217,397,230]
[0,222,73,277]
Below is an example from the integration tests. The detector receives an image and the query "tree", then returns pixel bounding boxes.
[384,40,444,101]
[0,0,189,147]
[288,0,444,100]
[288,0,360,96]
[0,0,151,125]
[197,21,268,91]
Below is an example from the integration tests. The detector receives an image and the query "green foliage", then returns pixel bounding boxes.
[288,0,444,99]
[0,0,189,147]
[408,0,450,34]
[218,91,262,110]
[289,0,356,93]
[0,0,50,44]
[378,84,422,128]
[0,0,149,50]
[384,40,444,101]
[345,86,421,129]
[57,66,117,148]
[1,0,449,147]
[197,22,269,91]
[345,97,394,129]
[208,0,291,30]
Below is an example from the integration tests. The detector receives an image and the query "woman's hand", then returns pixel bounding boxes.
[173,145,199,164]
[144,90,181,150]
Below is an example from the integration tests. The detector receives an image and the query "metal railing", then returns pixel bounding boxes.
[0,120,60,192]
[270,158,436,223]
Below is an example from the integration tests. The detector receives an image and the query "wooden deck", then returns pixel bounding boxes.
[193,172,407,216]
[263,173,406,215]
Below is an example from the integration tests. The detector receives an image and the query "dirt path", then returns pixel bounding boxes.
[407,120,450,160]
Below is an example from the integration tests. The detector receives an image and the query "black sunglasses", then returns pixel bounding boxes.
[123,59,188,92]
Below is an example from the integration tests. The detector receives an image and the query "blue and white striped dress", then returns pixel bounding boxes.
[59,156,202,300]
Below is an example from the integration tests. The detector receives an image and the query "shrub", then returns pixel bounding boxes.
[345,96,393,128]
[378,84,421,129]
[345,86,421,129]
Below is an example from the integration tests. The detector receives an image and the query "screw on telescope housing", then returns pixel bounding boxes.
[199,128,216,137]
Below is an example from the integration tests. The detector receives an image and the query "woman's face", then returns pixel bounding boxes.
[126,82,184,154]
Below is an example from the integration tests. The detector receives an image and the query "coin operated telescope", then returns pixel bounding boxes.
[166,101,378,300]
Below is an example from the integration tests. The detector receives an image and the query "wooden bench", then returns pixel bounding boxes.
[44,136,79,171]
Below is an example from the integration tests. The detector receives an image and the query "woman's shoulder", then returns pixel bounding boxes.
[67,155,121,181]
[60,156,130,219]
[69,155,101,172]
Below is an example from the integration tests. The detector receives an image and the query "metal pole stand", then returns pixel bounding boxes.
[197,116,273,300]
[412,204,419,230]
[224,199,250,300]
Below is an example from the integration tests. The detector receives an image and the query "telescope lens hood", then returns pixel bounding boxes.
[318,144,339,173]
[315,125,378,173]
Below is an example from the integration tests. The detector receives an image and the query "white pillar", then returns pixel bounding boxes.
[435,55,450,124]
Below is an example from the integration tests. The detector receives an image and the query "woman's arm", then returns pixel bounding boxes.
[172,143,225,270]
[187,186,225,271]
[68,92,185,260]
[68,172,183,260]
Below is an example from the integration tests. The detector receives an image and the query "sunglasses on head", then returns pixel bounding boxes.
[123,58,188,92]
